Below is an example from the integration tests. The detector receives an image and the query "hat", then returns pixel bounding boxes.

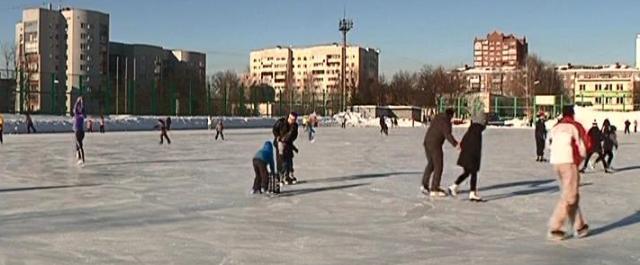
[471,112,486,124]
[562,105,574,117]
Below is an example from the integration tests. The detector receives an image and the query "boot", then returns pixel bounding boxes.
[429,188,448,197]
[469,191,484,202]
[448,184,458,197]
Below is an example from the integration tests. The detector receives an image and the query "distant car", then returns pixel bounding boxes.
[486,112,510,126]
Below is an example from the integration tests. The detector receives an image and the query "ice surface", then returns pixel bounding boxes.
[0,127,639,264]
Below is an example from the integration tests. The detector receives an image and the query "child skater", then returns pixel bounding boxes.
[252,140,276,194]
[73,97,86,165]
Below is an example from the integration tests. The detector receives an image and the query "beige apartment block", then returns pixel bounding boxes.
[61,7,109,113]
[557,64,640,111]
[15,7,67,113]
[249,44,379,100]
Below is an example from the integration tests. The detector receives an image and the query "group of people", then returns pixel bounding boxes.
[581,119,618,173]
[420,106,594,239]
[421,109,486,201]
[623,119,637,134]
[251,112,300,194]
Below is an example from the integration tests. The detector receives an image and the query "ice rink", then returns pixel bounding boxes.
[0,127,639,264]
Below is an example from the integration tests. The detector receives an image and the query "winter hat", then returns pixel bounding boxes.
[562,105,575,117]
[471,111,486,124]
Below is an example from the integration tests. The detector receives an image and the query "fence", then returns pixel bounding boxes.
[1,72,345,117]
[436,95,575,120]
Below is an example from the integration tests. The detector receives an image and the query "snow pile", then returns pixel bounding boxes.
[0,114,281,134]
[332,111,425,128]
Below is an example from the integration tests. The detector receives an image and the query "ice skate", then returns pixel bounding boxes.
[76,160,84,167]
[420,186,430,196]
[447,184,458,197]
[576,224,589,238]
[469,191,485,202]
[289,173,298,184]
[548,230,566,241]
[429,188,448,197]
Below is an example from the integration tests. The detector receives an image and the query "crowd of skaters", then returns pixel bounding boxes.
[1,102,635,241]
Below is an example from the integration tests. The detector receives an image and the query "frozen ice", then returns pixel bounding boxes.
[0,127,639,264]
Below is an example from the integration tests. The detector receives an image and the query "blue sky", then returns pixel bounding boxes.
[0,0,638,76]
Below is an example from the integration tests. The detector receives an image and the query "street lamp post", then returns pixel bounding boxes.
[339,15,353,112]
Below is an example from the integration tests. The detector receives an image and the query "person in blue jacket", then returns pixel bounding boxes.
[252,141,276,194]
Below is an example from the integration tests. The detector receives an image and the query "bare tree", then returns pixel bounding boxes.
[1,41,16,78]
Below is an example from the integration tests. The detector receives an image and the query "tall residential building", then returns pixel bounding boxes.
[557,63,640,111]
[249,44,379,99]
[636,34,640,69]
[60,7,109,113]
[15,7,67,113]
[474,31,528,68]
[109,42,206,115]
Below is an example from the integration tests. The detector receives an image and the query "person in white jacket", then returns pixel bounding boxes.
[547,105,590,240]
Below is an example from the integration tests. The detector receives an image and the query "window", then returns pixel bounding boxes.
[616,97,624,104]
[579,84,586,91]
[595,97,602,104]
[80,54,85,60]
[595,84,602,90]
[81,23,85,29]
[617,84,623,90]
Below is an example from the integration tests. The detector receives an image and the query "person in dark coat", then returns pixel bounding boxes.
[597,122,617,172]
[448,112,486,201]
[215,120,224,140]
[624,120,631,134]
[272,112,299,185]
[580,121,606,173]
[422,108,459,197]
[156,119,171,144]
[379,116,389,135]
[252,141,276,194]
[26,113,36,133]
[534,113,547,162]
[165,116,172,131]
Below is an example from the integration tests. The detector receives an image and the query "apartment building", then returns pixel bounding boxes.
[249,44,379,99]
[474,31,528,68]
[15,7,67,113]
[557,63,640,111]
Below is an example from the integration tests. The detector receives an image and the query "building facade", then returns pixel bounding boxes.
[60,7,109,113]
[249,44,379,101]
[557,63,640,111]
[474,31,528,68]
[15,7,67,113]
[109,42,206,115]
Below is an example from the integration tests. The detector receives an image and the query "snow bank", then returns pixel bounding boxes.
[0,114,284,134]
[332,111,426,128]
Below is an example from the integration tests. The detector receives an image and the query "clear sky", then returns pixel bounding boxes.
[0,0,638,76]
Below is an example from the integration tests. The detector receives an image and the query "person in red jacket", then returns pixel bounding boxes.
[547,105,590,240]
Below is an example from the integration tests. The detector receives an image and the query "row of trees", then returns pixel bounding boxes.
[353,54,564,108]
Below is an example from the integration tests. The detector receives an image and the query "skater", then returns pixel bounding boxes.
[534,113,547,162]
[87,118,94,133]
[422,108,459,197]
[547,105,589,241]
[598,123,618,171]
[72,97,86,165]
[341,118,347,128]
[580,121,607,173]
[252,141,276,194]
[624,120,631,134]
[307,112,318,142]
[156,119,171,144]
[272,112,299,185]
[634,120,638,133]
[26,113,36,133]
[0,113,4,144]
[448,112,486,201]
[393,117,399,128]
[207,116,213,130]
[99,115,105,133]
[165,116,172,131]
[379,115,389,135]
[215,120,224,140]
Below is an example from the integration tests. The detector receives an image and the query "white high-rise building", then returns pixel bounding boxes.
[636,34,640,69]
[60,7,109,113]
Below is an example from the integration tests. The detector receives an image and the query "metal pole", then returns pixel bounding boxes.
[116,56,119,114]
[51,73,55,114]
[513,97,517,119]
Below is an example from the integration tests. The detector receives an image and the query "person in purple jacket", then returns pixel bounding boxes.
[73,97,86,165]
